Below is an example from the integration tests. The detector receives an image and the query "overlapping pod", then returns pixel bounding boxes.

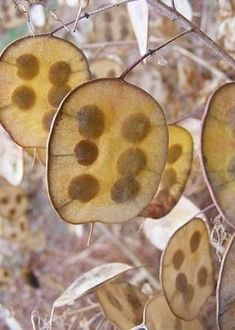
[96,282,148,329]
[161,218,215,321]
[145,294,203,330]
[201,82,235,228]
[47,78,168,224]
[0,35,90,148]
[217,234,235,330]
[142,125,193,219]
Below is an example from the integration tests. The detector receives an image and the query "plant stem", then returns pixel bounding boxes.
[119,29,193,79]
[148,0,235,69]
[49,0,138,35]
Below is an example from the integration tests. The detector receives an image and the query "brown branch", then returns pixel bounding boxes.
[147,0,235,69]
[119,29,192,79]
[49,0,138,35]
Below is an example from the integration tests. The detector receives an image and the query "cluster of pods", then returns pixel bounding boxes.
[0,33,234,329]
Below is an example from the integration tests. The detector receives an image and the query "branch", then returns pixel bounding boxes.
[147,0,235,69]
[49,0,138,35]
[119,29,192,79]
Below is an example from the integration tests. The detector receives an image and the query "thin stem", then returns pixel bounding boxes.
[87,222,95,246]
[73,1,83,32]
[49,0,138,35]
[119,29,193,79]
[193,203,215,219]
[147,0,235,69]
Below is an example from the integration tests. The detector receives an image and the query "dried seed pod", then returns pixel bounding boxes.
[47,78,168,224]
[0,268,13,289]
[0,215,29,242]
[90,58,123,79]
[217,234,235,329]
[142,125,193,219]
[0,35,90,148]
[145,294,204,330]
[90,6,133,43]
[161,218,215,321]
[0,179,28,220]
[97,282,148,329]
[201,82,235,228]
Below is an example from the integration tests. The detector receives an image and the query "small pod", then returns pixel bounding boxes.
[142,125,193,219]
[97,282,148,330]
[47,78,168,224]
[145,293,204,330]
[161,218,215,321]
[0,35,90,148]
[201,82,235,228]
[0,179,28,220]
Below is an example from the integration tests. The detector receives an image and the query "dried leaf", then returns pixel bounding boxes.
[127,0,149,56]
[53,263,133,307]
[162,0,192,21]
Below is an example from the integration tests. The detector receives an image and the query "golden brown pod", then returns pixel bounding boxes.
[145,294,204,330]
[0,179,28,220]
[201,82,235,228]
[142,125,193,219]
[161,218,215,321]
[97,282,147,329]
[47,78,168,224]
[0,35,90,148]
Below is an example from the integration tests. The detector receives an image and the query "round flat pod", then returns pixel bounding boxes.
[201,82,235,228]
[96,282,148,330]
[0,35,90,148]
[142,125,193,219]
[47,78,168,224]
[217,234,235,330]
[0,179,28,220]
[145,294,204,330]
[0,215,29,243]
[161,218,215,321]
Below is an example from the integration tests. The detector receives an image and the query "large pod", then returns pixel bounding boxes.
[161,218,215,321]
[47,78,168,224]
[0,35,90,148]
[142,125,193,219]
[201,82,235,228]
[217,234,235,330]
